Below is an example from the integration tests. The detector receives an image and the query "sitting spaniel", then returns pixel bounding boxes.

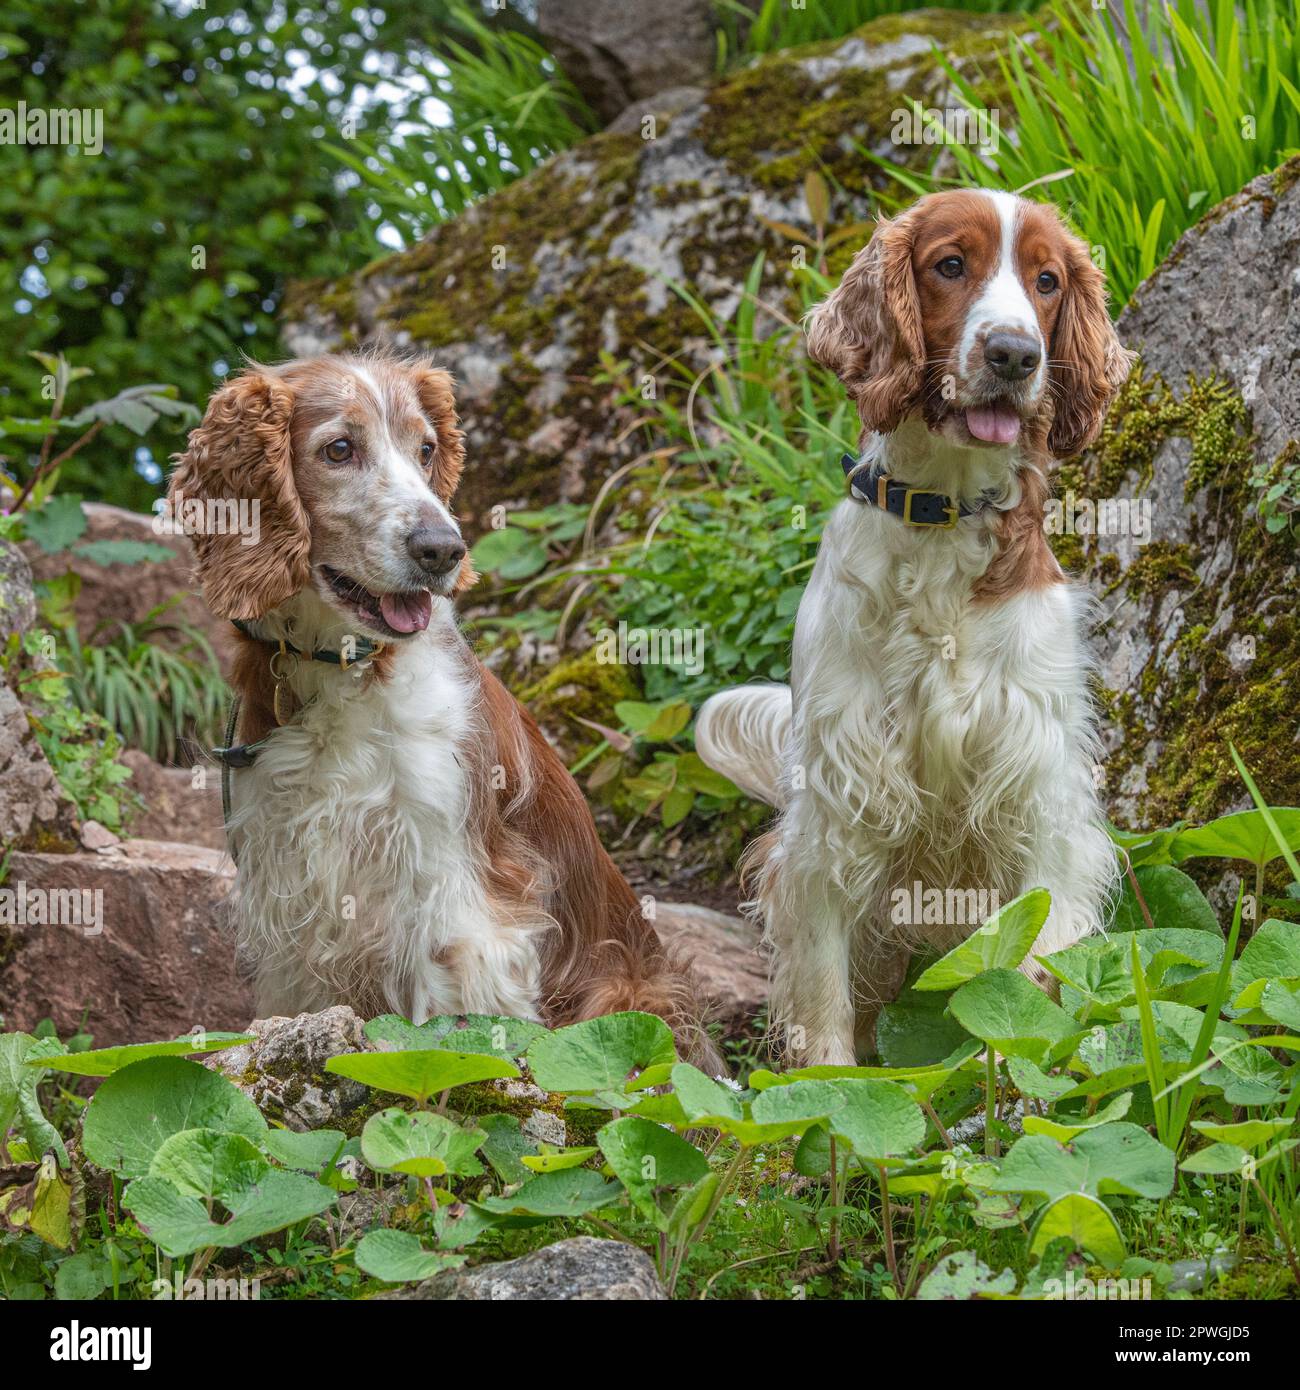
[698,190,1133,1065]
[170,352,716,1066]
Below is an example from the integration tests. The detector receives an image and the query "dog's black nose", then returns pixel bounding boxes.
[984,331,1041,382]
[407,525,466,577]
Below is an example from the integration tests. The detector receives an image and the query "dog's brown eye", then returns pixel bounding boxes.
[936,255,964,279]
[1037,270,1059,294]
[419,442,435,467]
[324,438,353,463]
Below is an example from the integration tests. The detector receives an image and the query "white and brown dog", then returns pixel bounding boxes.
[171,352,715,1063]
[698,190,1133,1065]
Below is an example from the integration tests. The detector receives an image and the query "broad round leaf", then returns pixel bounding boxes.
[1232,921,1300,1005]
[1190,1116,1294,1149]
[520,1146,599,1173]
[123,1168,335,1257]
[148,1128,268,1199]
[262,1128,347,1172]
[917,1249,1017,1300]
[477,1169,624,1218]
[54,1251,110,1301]
[1259,980,1300,1032]
[875,988,974,1067]
[34,1033,254,1078]
[360,1107,484,1177]
[1029,1191,1126,1268]
[1107,866,1220,934]
[670,1063,743,1124]
[597,1116,709,1223]
[913,889,1051,991]
[748,1080,845,1141]
[83,1057,267,1178]
[991,1123,1175,1202]
[1005,1056,1076,1101]
[825,1079,925,1161]
[1172,808,1300,868]
[517,1139,600,1173]
[1179,1142,1251,1175]
[354,1229,466,1283]
[948,969,1080,1062]
[525,1012,676,1093]
[778,1045,982,1102]
[0,1032,35,1141]
[1021,1092,1132,1142]
[324,1049,517,1103]
[363,1013,546,1059]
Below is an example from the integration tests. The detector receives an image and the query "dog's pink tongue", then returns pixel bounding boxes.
[966,403,1022,445]
[379,590,433,634]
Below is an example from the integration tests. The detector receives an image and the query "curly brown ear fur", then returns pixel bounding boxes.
[1048,238,1135,458]
[409,365,475,597]
[168,371,310,620]
[805,210,925,435]
[411,367,466,502]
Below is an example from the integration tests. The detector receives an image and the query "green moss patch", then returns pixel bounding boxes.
[1068,368,1299,832]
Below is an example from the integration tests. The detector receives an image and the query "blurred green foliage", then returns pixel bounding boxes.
[0,0,467,508]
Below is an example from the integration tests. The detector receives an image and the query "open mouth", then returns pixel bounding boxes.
[961,400,1025,446]
[320,566,433,637]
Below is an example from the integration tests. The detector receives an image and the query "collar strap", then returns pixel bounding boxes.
[230,618,386,667]
[841,454,985,529]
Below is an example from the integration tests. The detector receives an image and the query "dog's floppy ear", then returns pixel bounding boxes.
[168,370,311,621]
[805,208,925,435]
[411,366,466,505]
[1047,236,1135,458]
[410,364,475,596]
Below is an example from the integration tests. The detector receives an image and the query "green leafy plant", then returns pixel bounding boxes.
[712,0,1035,66]
[885,0,1300,307]
[4,630,139,831]
[1250,442,1300,536]
[524,253,852,825]
[6,761,1300,1299]
[56,604,229,765]
[0,3,430,505]
[0,353,196,519]
[326,4,597,249]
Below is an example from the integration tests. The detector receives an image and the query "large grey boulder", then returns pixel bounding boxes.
[537,0,715,125]
[281,11,1034,530]
[382,1235,666,1300]
[1061,159,1300,830]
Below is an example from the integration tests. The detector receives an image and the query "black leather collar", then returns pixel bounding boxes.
[229,618,386,665]
[841,454,991,529]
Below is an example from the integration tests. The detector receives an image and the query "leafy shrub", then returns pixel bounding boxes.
[3,629,139,831]
[2,358,225,765]
[0,2,440,506]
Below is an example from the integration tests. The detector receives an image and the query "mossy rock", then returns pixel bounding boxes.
[1063,160,1300,855]
[517,646,640,759]
[281,9,1035,534]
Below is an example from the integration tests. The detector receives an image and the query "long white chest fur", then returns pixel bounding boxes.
[228,613,546,1023]
[756,493,1117,1063]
